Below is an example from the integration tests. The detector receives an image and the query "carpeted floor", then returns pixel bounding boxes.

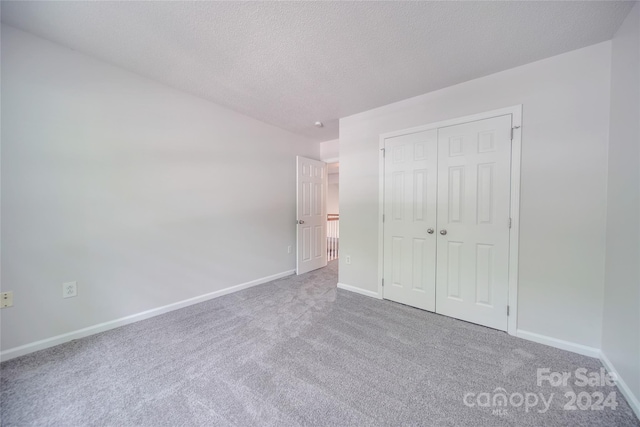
[1,260,638,426]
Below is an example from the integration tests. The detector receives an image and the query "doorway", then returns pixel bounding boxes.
[296,156,328,275]
[295,156,340,275]
[327,162,339,261]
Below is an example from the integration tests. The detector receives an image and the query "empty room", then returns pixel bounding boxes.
[1,1,639,426]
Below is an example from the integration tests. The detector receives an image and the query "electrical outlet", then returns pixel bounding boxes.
[345,255,351,265]
[1,292,13,308]
[63,281,77,298]
[287,245,292,254]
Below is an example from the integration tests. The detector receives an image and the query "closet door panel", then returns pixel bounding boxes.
[435,115,512,331]
[383,130,437,311]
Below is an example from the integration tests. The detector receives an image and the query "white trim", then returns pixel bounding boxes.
[600,351,640,419]
[337,282,381,299]
[377,134,385,299]
[378,105,522,335]
[515,329,600,358]
[379,105,523,141]
[507,107,522,335]
[1,269,295,362]
[322,156,339,164]
[296,156,302,274]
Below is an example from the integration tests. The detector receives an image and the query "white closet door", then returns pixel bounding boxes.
[296,156,327,275]
[383,130,438,311]
[435,115,512,331]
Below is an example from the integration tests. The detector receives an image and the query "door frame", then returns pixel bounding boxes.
[377,105,522,336]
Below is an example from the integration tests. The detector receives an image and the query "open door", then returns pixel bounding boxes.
[296,156,327,274]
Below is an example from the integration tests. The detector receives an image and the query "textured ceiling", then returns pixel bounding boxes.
[1,1,635,141]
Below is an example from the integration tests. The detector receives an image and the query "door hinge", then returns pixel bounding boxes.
[382,278,385,287]
[508,218,512,228]
[381,148,386,157]
[511,126,521,141]
[507,305,510,316]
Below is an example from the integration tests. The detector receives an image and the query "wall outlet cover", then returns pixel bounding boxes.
[63,281,77,298]
[1,291,13,308]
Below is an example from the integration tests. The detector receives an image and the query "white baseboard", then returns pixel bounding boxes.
[0,269,295,362]
[337,282,381,299]
[600,351,640,419]
[515,329,601,358]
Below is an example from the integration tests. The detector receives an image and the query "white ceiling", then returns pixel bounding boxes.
[1,1,634,141]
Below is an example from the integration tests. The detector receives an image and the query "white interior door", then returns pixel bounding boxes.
[296,156,327,275]
[435,115,512,331]
[383,130,438,311]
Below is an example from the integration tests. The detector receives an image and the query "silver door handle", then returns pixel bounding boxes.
[297,220,305,224]
[440,229,447,235]
[427,228,434,234]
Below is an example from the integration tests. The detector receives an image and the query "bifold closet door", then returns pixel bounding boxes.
[383,130,438,311]
[435,115,512,331]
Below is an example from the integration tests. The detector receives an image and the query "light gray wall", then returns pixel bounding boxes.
[327,182,339,214]
[602,2,640,403]
[339,42,611,348]
[320,139,339,161]
[0,26,319,351]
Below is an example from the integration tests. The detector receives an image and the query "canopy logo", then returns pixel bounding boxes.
[463,389,553,415]
[463,367,619,417]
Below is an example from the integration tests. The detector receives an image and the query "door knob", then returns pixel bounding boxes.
[440,229,447,235]
[297,220,305,224]
[427,228,434,234]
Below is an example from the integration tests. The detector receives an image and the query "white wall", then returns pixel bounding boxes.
[0,26,320,352]
[320,139,339,161]
[327,182,339,214]
[602,2,640,408]
[321,139,340,215]
[339,42,611,349]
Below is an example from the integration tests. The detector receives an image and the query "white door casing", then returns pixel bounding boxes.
[383,130,438,311]
[296,156,328,275]
[435,115,512,331]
